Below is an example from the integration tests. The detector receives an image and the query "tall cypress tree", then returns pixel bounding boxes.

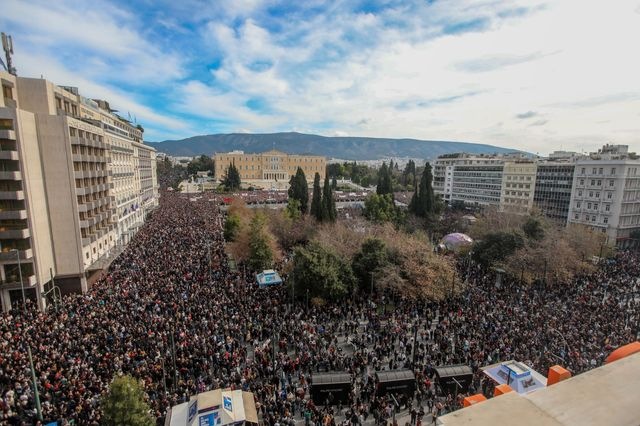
[288,167,309,214]
[321,177,336,222]
[310,172,323,220]
[409,162,435,218]
[376,162,393,196]
[223,162,241,191]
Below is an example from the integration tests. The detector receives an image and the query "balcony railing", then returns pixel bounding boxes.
[0,248,33,260]
[0,274,37,287]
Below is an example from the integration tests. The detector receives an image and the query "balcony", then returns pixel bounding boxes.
[0,227,30,239]
[0,274,37,288]
[0,191,24,200]
[0,171,21,180]
[0,129,16,140]
[0,209,27,220]
[0,151,19,161]
[0,248,33,260]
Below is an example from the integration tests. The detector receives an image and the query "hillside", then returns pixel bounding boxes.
[149,132,520,160]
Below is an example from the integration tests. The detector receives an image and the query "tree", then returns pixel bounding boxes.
[310,173,323,221]
[331,176,338,190]
[101,375,154,426]
[352,238,388,292]
[409,162,436,218]
[402,160,416,187]
[224,213,241,241]
[363,193,400,224]
[292,242,355,301]
[321,177,337,222]
[376,162,393,196]
[522,217,545,241]
[285,198,302,221]
[288,168,309,214]
[471,231,525,268]
[248,213,273,271]
[222,163,241,191]
[187,154,215,176]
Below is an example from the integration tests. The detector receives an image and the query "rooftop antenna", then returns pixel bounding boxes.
[1,32,17,76]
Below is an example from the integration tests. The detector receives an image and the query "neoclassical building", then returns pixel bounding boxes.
[214,150,326,189]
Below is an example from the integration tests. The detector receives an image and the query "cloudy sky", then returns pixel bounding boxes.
[1,0,639,154]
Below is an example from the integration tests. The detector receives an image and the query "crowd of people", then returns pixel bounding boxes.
[0,192,638,425]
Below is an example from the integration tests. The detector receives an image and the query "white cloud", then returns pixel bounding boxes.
[185,0,640,154]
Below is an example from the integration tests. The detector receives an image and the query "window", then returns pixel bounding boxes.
[580,179,585,185]
[587,203,592,209]
[603,217,608,224]
[611,168,616,175]
[577,202,581,208]
[592,216,596,222]
[609,180,614,187]
[589,191,593,197]
[591,180,595,185]
[599,168,603,175]
[2,84,13,100]
[596,192,600,198]
[607,192,612,199]
[575,213,579,219]
[578,190,583,196]
[597,180,601,186]
[581,168,586,174]
[594,203,598,210]
[605,204,610,211]
[592,168,597,174]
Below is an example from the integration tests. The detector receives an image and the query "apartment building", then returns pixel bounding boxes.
[214,150,326,189]
[533,156,576,225]
[499,160,537,214]
[434,154,510,205]
[0,73,56,311]
[568,145,640,248]
[0,71,158,310]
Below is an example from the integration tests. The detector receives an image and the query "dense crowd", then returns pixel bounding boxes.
[0,192,638,425]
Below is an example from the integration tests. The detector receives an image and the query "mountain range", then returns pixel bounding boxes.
[149,132,520,160]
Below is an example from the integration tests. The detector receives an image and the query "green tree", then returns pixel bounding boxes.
[471,231,525,268]
[222,163,241,191]
[409,162,436,218]
[352,238,388,292]
[310,173,323,221]
[285,198,302,221]
[363,193,400,224]
[376,162,393,196]
[331,176,338,190]
[248,213,273,271]
[402,160,416,187]
[224,213,241,241]
[101,375,154,426]
[288,168,309,214]
[321,177,337,222]
[292,242,355,300]
[522,217,545,241]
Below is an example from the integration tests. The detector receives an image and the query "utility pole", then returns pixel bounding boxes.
[12,249,26,314]
[170,329,178,392]
[27,346,42,421]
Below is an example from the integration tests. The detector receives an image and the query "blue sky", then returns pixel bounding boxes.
[1,0,639,154]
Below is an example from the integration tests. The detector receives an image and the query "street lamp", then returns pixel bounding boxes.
[11,249,25,314]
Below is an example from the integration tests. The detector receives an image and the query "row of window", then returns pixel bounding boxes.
[505,183,531,189]
[576,190,614,199]
[575,201,611,212]
[575,213,609,224]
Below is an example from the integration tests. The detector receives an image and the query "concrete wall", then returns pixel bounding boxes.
[16,109,56,292]
[35,115,84,282]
